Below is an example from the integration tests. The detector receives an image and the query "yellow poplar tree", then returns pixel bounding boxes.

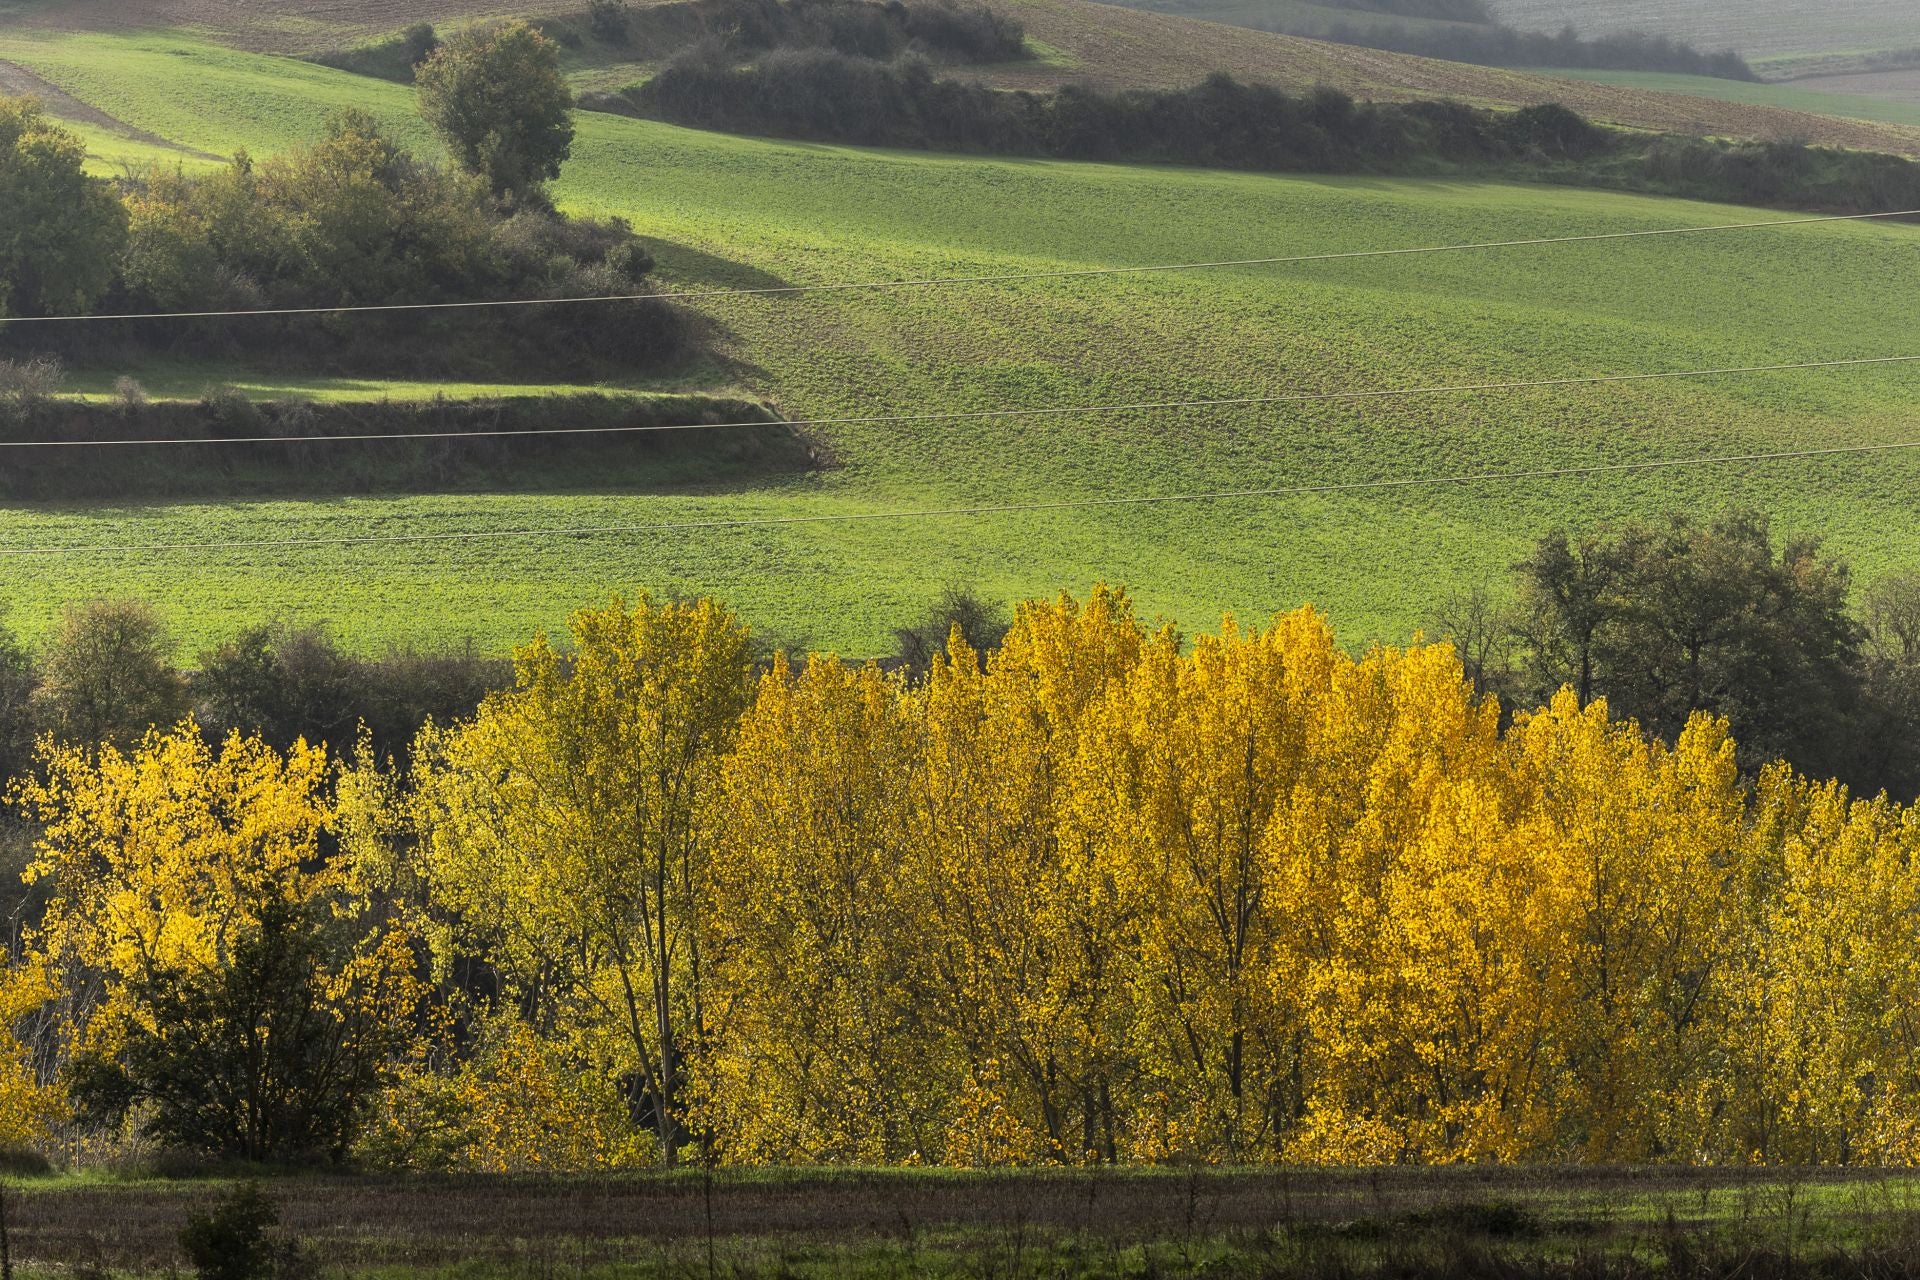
[1733,772,1920,1163]
[412,595,753,1166]
[1507,695,1746,1160]
[701,654,930,1163]
[16,726,337,1056]
[911,587,1148,1164]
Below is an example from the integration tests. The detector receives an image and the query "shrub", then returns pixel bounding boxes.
[891,585,1011,675]
[34,599,185,750]
[178,1183,314,1280]
[400,21,439,64]
[69,898,419,1165]
[0,356,62,409]
[201,386,264,438]
[588,0,631,44]
[113,375,148,411]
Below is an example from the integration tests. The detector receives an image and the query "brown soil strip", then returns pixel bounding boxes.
[0,56,221,158]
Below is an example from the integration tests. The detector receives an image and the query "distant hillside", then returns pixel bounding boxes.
[10,0,1920,153]
[976,0,1920,154]
[1101,0,1753,80]
[1488,0,1920,59]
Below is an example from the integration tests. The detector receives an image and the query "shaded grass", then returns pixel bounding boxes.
[1,33,1920,655]
[12,1166,1920,1277]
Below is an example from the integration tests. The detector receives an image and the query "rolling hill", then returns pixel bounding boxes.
[12,0,1920,156]
[1488,0,1920,59]
[1,22,1918,655]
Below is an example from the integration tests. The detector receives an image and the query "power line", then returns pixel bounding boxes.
[3,208,1916,326]
[14,353,1920,449]
[5,437,1915,559]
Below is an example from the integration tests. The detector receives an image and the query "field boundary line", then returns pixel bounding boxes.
[2,209,1915,325]
[13,353,1919,448]
[6,437,1917,557]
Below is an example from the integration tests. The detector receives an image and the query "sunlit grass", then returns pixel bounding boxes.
[2,30,1919,656]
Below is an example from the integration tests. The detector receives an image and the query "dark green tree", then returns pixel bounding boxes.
[1512,511,1864,780]
[0,96,127,317]
[415,21,575,199]
[192,621,361,751]
[0,613,36,785]
[1511,529,1624,707]
[68,899,416,1164]
[34,599,185,750]
[891,585,1011,677]
[1859,570,1920,800]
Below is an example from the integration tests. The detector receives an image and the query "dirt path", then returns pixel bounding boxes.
[0,56,221,158]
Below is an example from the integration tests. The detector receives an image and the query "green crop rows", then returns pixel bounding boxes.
[1,29,1918,656]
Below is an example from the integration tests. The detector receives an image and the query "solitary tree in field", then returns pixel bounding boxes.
[415,21,574,199]
[0,96,127,317]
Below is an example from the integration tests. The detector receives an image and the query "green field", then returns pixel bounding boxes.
[2,28,1919,656]
[1526,66,1920,127]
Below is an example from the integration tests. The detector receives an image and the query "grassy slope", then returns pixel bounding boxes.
[1,31,1919,656]
[1489,0,1920,59]
[16,4,1920,155]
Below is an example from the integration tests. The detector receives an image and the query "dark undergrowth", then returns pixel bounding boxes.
[0,393,814,500]
[612,61,1920,220]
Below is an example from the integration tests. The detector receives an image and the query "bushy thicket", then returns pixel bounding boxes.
[0,393,808,500]
[0,101,686,378]
[0,601,508,777]
[90,111,677,376]
[1307,20,1756,80]
[703,0,1027,62]
[633,60,1611,169]
[628,59,1920,218]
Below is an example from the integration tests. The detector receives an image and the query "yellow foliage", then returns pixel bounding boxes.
[15,725,336,1052]
[23,588,1920,1171]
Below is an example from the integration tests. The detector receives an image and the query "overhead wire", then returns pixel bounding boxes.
[11,353,1920,449]
[0,208,1915,326]
[6,437,1917,559]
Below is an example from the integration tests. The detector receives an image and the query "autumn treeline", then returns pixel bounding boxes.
[0,585,1915,1171]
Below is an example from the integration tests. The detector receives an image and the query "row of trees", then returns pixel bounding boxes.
[1303,21,1756,82]
[1435,511,1920,800]
[0,601,506,781]
[628,57,1920,218]
[5,582,1920,1169]
[633,60,1615,171]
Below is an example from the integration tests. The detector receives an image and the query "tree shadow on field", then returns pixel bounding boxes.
[645,240,797,297]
